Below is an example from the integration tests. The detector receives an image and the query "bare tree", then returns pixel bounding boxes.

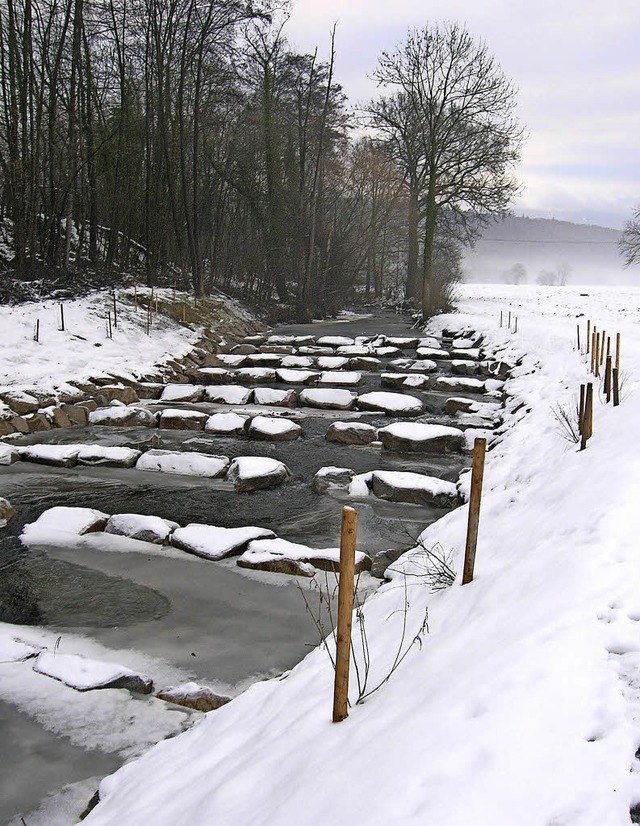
[620,205,640,266]
[370,23,523,317]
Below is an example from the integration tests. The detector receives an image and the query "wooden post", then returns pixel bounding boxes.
[600,330,606,365]
[616,332,620,373]
[500,310,503,327]
[580,383,593,450]
[508,310,511,328]
[462,438,487,585]
[604,355,612,403]
[514,316,518,334]
[134,283,138,312]
[586,320,591,353]
[591,329,597,373]
[594,332,600,377]
[333,506,358,723]
[60,303,65,332]
[155,295,158,314]
[576,324,580,352]
[173,281,176,302]
[113,292,117,327]
[107,311,112,339]
[578,384,585,434]
[613,368,620,407]
[34,319,39,342]
[182,303,186,323]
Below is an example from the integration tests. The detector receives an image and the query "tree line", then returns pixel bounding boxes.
[0,3,524,318]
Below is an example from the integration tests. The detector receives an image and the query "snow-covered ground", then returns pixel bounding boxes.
[3,283,640,825]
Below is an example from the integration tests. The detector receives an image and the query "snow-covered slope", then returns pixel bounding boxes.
[79,284,640,826]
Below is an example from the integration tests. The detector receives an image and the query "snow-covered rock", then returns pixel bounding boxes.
[89,406,156,427]
[23,506,109,538]
[170,524,275,560]
[158,409,209,431]
[159,384,204,403]
[451,359,479,375]
[318,371,363,386]
[316,335,355,347]
[381,373,430,390]
[19,443,80,467]
[204,385,253,405]
[370,470,459,507]
[435,377,486,393]
[156,683,231,712]
[193,368,233,385]
[416,346,450,359]
[357,391,422,415]
[236,367,277,384]
[104,513,179,545]
[136,449,229,478]
[406,359,438,373]
[247,415,301,441]
[33,651,153,693]
[227,456,292,492]
[386,337,419,349]
[76,446,142,468]
[299,388,357,410]
[0,635,40,662]
[349,356,381,371]
[377,422,465,453]
[245,353,282,367]
[275,369,320,385]
[204,412,249,436]
[325,421,378,445]
[0,444,20,465]
[0,496,15,527]
[317,356,349,370]
[253,387,298,408]
[280,356,314,369]
[311,466,355,493]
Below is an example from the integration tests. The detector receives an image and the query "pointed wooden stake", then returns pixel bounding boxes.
[333,506,358,723]
[462,438,487,585]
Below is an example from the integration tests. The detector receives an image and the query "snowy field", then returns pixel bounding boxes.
[4,283,640,825]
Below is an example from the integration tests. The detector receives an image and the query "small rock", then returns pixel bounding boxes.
[10,415,30,433]
[311,466,355,493]
[157,683,232,712]
[227,456,292,492]
[0,497,15,527]
[237,556,315,577]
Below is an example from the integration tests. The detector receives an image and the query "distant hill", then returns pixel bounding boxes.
[462,216,628,285]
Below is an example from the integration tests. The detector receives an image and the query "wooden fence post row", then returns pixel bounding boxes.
[333,506,358,723]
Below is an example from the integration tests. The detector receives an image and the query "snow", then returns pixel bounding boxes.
[316,335,355,347]
[104,514,178,544]
[204,411,248,433]
[377,422,464,443]
[316,356,349,370]
[7,284,640,826]
[275,368,319,384]
[0,290,200,394]
[318,371,362,385]
[371,469,459,498]
[298,388,356,409]
[135,449,229,478]
[280,355,313,368]
[227,456,288,482]
[248,416,301,438]
[0,637,41,662]
[435,376,486,391]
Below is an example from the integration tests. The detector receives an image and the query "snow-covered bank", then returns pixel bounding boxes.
[82,285,640,826]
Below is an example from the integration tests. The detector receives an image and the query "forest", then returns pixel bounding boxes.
[0,1,523,319]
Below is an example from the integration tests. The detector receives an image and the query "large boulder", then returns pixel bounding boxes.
[311,466,355,493]
[227,456,292,492]
[105,513,178,544]
[136,449,230,478]
[76,446,142,468]
[371,471,459,508]
[160,384,205,403]
[170,524,275,560]
[247,416,301,441]
[377,422,465,453]
[205,412,249,436]
[299,388,356,410]
[325,421,378,445]
[158,409,208,431]
[89,406,156,427]
[357,391,422,416]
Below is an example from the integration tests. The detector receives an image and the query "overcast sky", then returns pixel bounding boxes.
[285,0,639,229]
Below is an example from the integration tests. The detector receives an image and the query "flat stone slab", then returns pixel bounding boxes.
[349,356,382,371]
[194,368,233,385]
[405,359,437,373]
[76,446,142,468]
[371,471,459,507]
[381,373,430,390]
[244,353,282,367]
[156,682,231,712]
[357,392,422,415]
[205,412,249,435]
[227,456,292,492]
[160,384,205,403]
[377,422,465,453]
[33,651,153,694]
[451,359,478,375]
[23,506,109,538]
[89,406,156,427]
[159,409,209,431]
[326,421,378,445]
[451,347,481,360]
[316,335,355,347]
[417,346,450,359]
[318,371,363,386]
[280,356,314,368]
[204,385,253,405]
[247,415,301,441]
[136,449,230,478]
[253,388,298,407]
[211,354,247,367]
[299,388,356,410]
[385,337,420,349]
[105,513,179,544]
[171,524,275,560]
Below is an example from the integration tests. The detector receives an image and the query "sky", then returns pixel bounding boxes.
[284,0,640,230]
